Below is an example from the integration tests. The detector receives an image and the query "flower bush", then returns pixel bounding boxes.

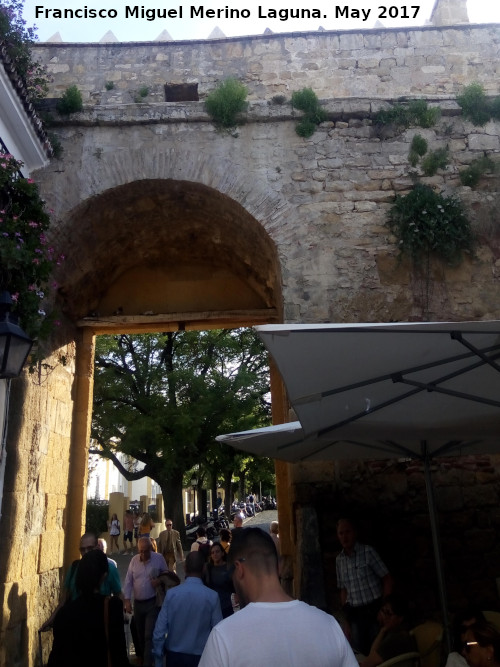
[0,0,50,104]
[387,183,474,266]
[0,151,62,346]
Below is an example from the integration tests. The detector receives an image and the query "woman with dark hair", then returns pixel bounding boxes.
[463,621,500,667]
[48,549,129,667]
[445,608,485,667]
[108,513,121,554]
[203,542,235,618]
[360,595,416,667]
[219,528,231,554]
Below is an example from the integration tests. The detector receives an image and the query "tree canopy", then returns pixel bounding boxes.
[91,328,272,534]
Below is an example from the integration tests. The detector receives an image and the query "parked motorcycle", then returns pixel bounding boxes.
[185,514,217,543]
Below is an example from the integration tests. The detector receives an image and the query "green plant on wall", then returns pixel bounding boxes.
[420,147,449,177]
[459,156,497,188]
[387,183,474,319]
[388,184,473,265]
[376,99,440,130]
[291,88,327,138]
[408,134,428,167]
[205,78,248,130]
[408,136,449,177]
[56,85,83,115]
[456,82,500,126]
[132,85,150,102]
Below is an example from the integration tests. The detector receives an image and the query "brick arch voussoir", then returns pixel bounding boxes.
[78,144,295,245]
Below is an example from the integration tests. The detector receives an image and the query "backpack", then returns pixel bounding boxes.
[197,540,211,561]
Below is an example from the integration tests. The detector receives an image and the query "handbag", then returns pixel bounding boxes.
[155,570,181,607]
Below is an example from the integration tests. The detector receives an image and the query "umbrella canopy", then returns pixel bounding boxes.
[259,321,500,443]
[219,321,500,460]
[217,321,500,651]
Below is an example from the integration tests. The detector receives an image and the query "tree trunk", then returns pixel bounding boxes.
[160,469,186,543]
[223,471,232,518]
[239,471,246,500]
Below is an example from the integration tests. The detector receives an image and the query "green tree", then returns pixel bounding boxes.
[91,328,271,538]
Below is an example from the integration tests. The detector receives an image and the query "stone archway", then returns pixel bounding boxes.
[58,178,282,325]
[60,177,287,566]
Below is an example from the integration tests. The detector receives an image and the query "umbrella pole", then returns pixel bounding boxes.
[422,442,452,654]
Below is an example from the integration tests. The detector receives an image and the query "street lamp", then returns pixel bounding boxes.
[0,291,33,522]
[191,475,198,516]
[0,291,33,379]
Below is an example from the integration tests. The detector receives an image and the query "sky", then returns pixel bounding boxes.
[20,0,500,43]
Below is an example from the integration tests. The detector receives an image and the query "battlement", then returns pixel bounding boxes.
[33,23,500,106]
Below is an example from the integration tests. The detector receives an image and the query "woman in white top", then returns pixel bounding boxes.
[108,513,121,554]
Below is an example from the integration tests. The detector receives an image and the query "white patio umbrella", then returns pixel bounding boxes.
[217,321,500,651]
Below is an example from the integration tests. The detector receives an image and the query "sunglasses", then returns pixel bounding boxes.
[464,642,479,653]
[79,545,95,553]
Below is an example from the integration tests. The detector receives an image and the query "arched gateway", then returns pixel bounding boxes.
[0,167,288,666]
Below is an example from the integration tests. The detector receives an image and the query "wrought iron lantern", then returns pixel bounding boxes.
[0,291,33,378]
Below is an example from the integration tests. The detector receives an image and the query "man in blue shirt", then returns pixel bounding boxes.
[152,550,222,667]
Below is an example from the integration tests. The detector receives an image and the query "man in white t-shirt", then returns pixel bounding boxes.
[199,527,358,667]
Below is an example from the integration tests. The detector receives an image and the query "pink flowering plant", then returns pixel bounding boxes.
[0,0,50,104]
[0,151,62,347]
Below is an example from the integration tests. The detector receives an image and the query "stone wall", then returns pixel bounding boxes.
[34,24,499,104]
[292,454,500,618]
[0,326,77,667]
[32,98,500,325]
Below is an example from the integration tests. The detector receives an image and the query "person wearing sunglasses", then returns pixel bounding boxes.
[157,519,184,573]
[445,608,486,667]
[463,622,500,667]
[360,595,416,667]
[40,532,122,631]
[199,527,358,667]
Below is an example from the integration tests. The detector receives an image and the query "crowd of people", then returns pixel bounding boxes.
[42,512,500,667]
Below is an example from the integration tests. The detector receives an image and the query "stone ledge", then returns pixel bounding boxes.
[47,97,464,126]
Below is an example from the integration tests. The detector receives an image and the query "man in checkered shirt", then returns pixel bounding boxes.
[336,518,394,656]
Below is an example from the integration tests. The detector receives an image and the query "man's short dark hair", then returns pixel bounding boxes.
[79,531,98,545]
[336,517,356,530]
[229,527,279,575]
[185,550,205,575]
[76,549,108,596]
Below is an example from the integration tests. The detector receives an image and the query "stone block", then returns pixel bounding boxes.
[39,531,65,573]
[463,483,498,508]
[468,134,500,151]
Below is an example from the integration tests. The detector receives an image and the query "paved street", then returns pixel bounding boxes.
[113,509,278,583]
